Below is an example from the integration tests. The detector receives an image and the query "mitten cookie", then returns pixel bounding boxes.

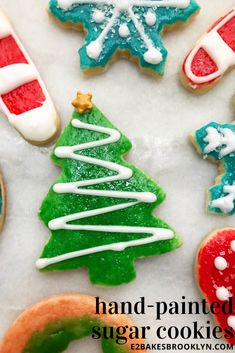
[197,228,235,345]
[0,10,60,145]
[181,7,235,92]
[36,92,181,286]
[49,0,199,77]
[0,294,147,353]
[191,118,235,215]
[0,173,5,232]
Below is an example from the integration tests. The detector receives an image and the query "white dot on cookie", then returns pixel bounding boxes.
[92,9,105,24]
[228,316,235,330]
[231,240,235,252]
[145,11,157,27]
[119,24,130,38]
[216,286,230,301]
[214,256,228,271]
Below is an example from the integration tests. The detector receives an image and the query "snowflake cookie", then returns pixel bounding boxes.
[192,120,235,215]
[49,0,199,77]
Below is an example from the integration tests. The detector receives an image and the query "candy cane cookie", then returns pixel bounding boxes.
[181,7,235,92]
[0,294,147,353]
[0,10,60,145]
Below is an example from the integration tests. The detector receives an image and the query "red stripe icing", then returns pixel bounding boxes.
[191,48,218,77]
[0,35,27,67]
[2,80,45,115]
[197,229,235,344]
[218,16,235,52]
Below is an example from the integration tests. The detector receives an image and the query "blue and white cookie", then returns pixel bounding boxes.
[192,121,235,216]
[49,0,199,77]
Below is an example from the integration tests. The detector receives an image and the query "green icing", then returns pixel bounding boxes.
[23,317,128,353]
[38,104,181,286]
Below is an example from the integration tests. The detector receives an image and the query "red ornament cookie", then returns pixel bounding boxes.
[181,8,235,92]
[0,10,60,145]
[0,294,147,353]
[197,228,235,344]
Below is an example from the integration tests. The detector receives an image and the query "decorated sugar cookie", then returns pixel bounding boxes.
[192,119,235,215]
[181,7,235,92]
[49,0,199,77]
[37,92,181,286]
[0,10,60,145]
[0,173,6,232]
[0,294,147,352]
[197,228,235,344]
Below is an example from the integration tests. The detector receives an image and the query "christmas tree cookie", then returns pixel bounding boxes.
[37,92,181,286]
[49,0,199,77]
[0,294,147,353]
[191,98,235,216]
[0,172,6,232]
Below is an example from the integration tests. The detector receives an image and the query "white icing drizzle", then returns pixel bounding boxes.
[204,127,235,158]
[0,9,58,142]
[231,240,235,252]
[56,0,190,64]
[216,286,230,301]
[145,10,157,27]
[228,316,235,330]
[214,256,227,271]
[36,118,174,269]
[211,185,235,214]
[184,9,235,85]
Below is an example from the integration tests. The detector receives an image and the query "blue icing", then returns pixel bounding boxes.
[49,0,199,75]
[195,122,235,215]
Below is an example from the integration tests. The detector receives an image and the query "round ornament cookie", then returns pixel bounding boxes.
[0,9,60,145]
[0,173,6,232]
[197,228,235,345]
[0,294,147,353]
[36,92,181,286]
[49,0,199,77]
[191,100,235,215]
[181,7,235,92]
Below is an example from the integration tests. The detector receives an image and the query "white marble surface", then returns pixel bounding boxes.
[0,0,235,352]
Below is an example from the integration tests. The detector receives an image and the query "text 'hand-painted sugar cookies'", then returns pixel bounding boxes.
[49,0,199,77]
[197,228,235,345]
[36,92,181,286]
[0,294,147,353]
[191,101,235,215]
[181,7,235,92]
[0,9,60,145]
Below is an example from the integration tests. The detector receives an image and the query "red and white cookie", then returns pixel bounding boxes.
[181,8,235,92]
[197,228,235,344]
[0,10,60,145]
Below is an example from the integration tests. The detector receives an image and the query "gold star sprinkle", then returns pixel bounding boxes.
[72,91,93,114]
